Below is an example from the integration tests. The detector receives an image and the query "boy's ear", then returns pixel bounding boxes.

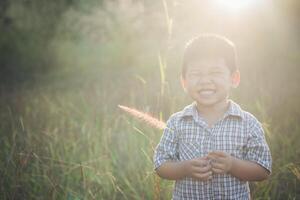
[231,70,240,88]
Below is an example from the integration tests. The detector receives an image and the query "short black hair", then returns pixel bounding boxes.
[182,34,237,77]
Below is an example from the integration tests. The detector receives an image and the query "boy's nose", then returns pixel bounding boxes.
[197,76,212,85]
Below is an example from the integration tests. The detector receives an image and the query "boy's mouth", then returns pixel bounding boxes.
[198,89,216,96]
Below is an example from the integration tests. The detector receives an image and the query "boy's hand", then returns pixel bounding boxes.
[185,156,212,181]
[207,151,233,174]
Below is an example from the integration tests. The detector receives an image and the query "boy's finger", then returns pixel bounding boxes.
[210,156,226,164]
[208,151,227,157]
[203,156,210,160]
[191,159,205,166]
[193,170,213,180]
[217,156,228,163]
[207,154,218,162]
[211,162,225,170]
[193,159,209,167]
[199,164,212,173]
[212,167,224,174]
[192,163,211,172]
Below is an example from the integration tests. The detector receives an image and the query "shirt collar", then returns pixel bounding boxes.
[180,100,244,120]
[224,100,244,119]
[180,102,196,118]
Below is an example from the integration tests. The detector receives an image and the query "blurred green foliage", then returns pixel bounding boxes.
[0,0,300,199]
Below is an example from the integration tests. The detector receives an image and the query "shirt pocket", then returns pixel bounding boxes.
[226,142,245,160]
[178,139,202,160]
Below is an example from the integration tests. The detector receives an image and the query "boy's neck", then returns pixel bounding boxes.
[195,99,230,126]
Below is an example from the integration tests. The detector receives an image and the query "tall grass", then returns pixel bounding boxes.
[1,0,300,199]
[0,74,300,199]
[0,76,181,199]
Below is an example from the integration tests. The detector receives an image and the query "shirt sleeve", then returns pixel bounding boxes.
[244,120,272,173]
[153,116,179,170]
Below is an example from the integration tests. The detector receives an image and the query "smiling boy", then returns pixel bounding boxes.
[153,34,272,199]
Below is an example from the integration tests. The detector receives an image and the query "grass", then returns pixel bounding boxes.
[0,75,299,200]
[1,0,300,199]
[0,83,171,199]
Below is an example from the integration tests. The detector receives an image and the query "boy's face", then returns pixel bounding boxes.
[182,58,240,108]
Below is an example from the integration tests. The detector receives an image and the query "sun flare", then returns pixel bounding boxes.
[215,0,256,12]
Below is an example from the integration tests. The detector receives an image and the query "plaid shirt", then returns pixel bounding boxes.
[153,100,272,200]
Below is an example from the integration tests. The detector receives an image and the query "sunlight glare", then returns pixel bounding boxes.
[215,0,256,12]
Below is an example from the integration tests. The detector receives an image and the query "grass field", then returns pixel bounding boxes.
[0,69,299,199]
[1,0,300,199]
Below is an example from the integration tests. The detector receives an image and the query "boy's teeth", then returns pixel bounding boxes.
[199,90,215,95]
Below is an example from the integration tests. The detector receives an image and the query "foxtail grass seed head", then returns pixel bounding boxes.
[118,105,166,130]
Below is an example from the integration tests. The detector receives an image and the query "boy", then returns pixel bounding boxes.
[153,34,272,199]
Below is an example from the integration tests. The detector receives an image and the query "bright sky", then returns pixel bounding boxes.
[215,0,257,13]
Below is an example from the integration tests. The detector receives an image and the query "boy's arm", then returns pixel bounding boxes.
[154,116,212,181]
[208,151,269,181]
[208,118,272,181]
[230,156,269,181]
[156,161,188,180]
